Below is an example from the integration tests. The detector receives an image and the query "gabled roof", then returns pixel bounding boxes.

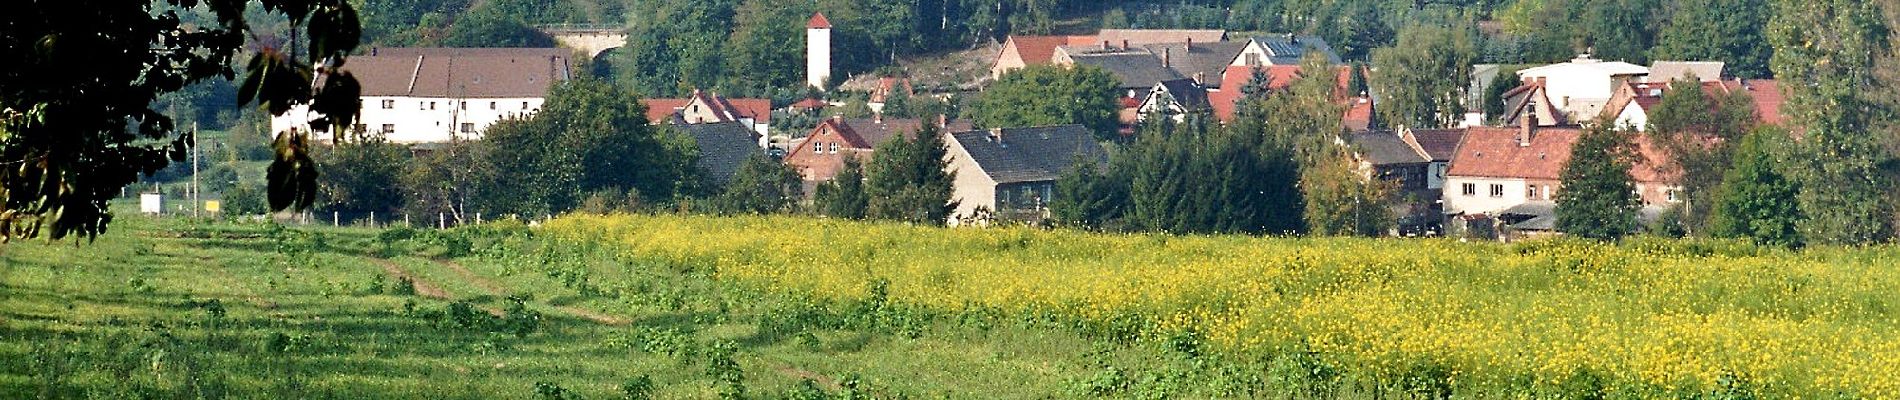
[1250,35,1343,65]
[1734,79,1784,126]
[1343,97,1375,132]
[870,77,914,103]
[1501,82,1567,126]
[674,122,764,185]
[1647,61,1724,82]
[808,13,831,29]
[347,48,570,98]
[1065,51,1185,89]
[1516,55,1650,78]
[1348,131,1429,165]
[1210,65,1302,122]
[1405,129,1466,162]
[950,125,1107,184]
[1448,126,1582,180]
[1002,35,1099,68]
[791,98,829,110]
[639,90,771,126]
[791,117,973,159]
[1096,29,1227,46]
[1141,41,1252,87]
[1151,78,1211,112]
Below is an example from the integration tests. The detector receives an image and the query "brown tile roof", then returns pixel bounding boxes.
[870,77,914,103]
[1003,35,1098,68]
[786,117,973,160]
[1096,29,1227,46]
[641,99,690,124]
[1406,129,1466,162]
[639,90,771,125]
[1448,126,1582,180]
[1210,65,1301,122]
[347,48,570,98]
[1343,97,1375,131]
[1732,79,1785,126]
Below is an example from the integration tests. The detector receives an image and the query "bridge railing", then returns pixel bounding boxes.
[535,23,624,32]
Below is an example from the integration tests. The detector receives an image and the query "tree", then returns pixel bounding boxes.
[1050,154,1125,230]
[1646,77,1758,232]
[1555,125,1642,240]
[970,65,1121,141]
[474,79,698,216]
[864,124,956,225]
[402,139,488,223]
[1300,148,1396,236]
[438,9,557,48]
[1371,24,1477,130]
[1482,68,1517,124]
[1768,0,1895,245]
[814,157,870,219]
[715,155,804,214]
[316,137,408,217]
[1650,0,1773,78]
[2,0,362,240]
[1709,128,1804,247]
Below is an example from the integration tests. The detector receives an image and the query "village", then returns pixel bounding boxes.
[260,12,1787,240]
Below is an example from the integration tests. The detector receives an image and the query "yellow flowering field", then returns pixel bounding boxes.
[542,214,1900,397]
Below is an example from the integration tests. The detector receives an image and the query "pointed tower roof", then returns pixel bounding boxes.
[808,13,832,29]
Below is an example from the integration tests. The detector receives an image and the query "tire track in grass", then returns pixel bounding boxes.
[372,258,509,317]
[427,258,629,326]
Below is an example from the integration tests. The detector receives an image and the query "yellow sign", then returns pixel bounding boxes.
[204,200,221,213]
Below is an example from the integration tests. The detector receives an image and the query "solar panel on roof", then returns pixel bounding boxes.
[1264,42,1304,57]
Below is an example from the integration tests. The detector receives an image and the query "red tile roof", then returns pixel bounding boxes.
[1449,126,1582,180]
[1343,97,1374,131]
[1733,79,1784,126]
[639,90,771,125]
[1004,35,1098,68]
[808,13,831,29]
[1210,65,1302,122]
[791,98,829,110]
[641,99,689,124]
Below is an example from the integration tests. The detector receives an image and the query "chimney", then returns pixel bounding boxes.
[1520,113,1537,147]
[1121,40,1130,51]
[989,127,1004,144]
[1103,40,1112,51]
[832,114,843,123]
[1185,37,1193,50]
[1163,48,1172,68]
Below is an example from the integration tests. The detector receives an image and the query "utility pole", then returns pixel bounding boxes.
[191,122,201,219]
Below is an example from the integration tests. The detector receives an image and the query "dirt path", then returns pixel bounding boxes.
[421,258,631,325]
[373,259,452,300]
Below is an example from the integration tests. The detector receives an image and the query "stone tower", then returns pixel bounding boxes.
[807,12,832,89]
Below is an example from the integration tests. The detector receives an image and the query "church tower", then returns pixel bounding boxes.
[807,12,832,89]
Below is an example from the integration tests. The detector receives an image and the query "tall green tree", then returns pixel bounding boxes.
[1767,0,1895,245]
[1645,77,1758,232]
[1709,127,1805,247]
[814,157,869,219]
[1371,24,1477,129]
[864,124,957,225]
[316,136,409,217]
[715,155,804,214]
[1,0,362,240]
[969,65,1121,141]
[1050,155,1125,230]
[438,9,557,48]
[1555,125,1642,240]
[474,79,698,216]
[1650,0,1773,78]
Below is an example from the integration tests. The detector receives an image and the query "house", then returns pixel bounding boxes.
[641,90,773,146]
[867,77,915,114]
[944,125,1108,226]
[270,47,572,144]
[1513,54,1650,121]
[1345,131,1435,233]
[1137,79,1212,122]
[1057,44,1185,99]
[1096,29,1227,47]
[1600,78,1787,131]
[1141,39,1252,88]
[1399,127,1466,192]
[675,122,765,187]
[991,35,1098,79]
[1442,124,1679,233]
[1229,35,1343,67]
[1463,64,1504,126]
[1498,81,1568,128]
[1206,64,1366,129]
[784,116,972,183]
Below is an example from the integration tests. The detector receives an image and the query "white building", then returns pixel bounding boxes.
[807,13,832,89]
[1513,54,1649,121]
[271,48,572,144]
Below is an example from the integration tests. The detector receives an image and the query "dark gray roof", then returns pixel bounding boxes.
[1155,79,1211,111]
[1065,51,1185,90]
[1141,41,1251,88]
[1252,35,1342,65]
[951,125,1107,184]
[1409,129,1465,162]
[674,122,762,186]
[1348,132,1428,165]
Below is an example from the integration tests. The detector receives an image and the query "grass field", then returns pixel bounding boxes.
[4,213,1898,399]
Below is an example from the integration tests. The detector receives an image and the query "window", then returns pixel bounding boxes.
[1461,183,1476,196]
[1489,184,1505,198]
[1667,189,1679,202]
[489,101,497,110]
[828,143,839,153]
[1527,185,1541,200]
[522,101,530,110]
[459,102,466,110]
[380,124,395,133]
[429,101,437,110]
[460,123,475,133]
[813,142,822,153]
[419,101,427,110]
[381,99,394,109]
[1246,53,1261,66]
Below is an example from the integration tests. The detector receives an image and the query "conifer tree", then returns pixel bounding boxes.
[864,124,957,225]
[814,157,869,219]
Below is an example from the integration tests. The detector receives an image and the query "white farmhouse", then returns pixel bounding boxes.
[271,48,572,144]
[1513,54,1649,121]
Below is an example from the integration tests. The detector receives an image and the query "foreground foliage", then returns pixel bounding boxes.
[547,214,1900,398]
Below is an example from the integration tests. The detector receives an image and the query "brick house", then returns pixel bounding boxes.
[783,116,972,184]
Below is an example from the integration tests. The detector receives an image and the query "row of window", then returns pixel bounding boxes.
[337,123,477,135]
[380,99,532,111]
[811,141,842,154]
[1458,182,1681,203]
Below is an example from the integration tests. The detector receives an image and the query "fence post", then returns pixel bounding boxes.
[332,211,339,227]
[369,211,376,229]
[476,213,482,225]
[438,213,446,229]
[404,214,410,227]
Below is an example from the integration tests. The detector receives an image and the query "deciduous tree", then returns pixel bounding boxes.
[1767,0,1895,244]
[1556,125,1642,240]
[970,65,1121,141]
[1709,128,1804,247]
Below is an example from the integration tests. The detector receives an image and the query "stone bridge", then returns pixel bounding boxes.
[538,24,626,58]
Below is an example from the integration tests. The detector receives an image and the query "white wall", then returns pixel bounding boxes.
[271,95,544,143]
[807,27,832,88]
[944,137,998,226]
[1444,176,1556,215]
[1612,102,1648,132]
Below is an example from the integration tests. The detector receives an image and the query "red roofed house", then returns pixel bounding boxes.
[1601,78,1785,131]
[784,116,973,184]
[1443,124,1680,233]
[1207,64,1370,131]
[991,35,1098,79]
[641,90,773,147]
